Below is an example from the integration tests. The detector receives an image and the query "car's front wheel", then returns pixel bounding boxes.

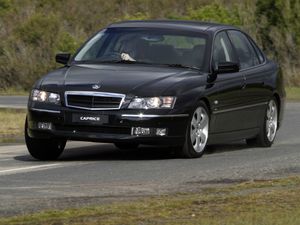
[25,120,66,160]
[246,98,278,147]
[180,102,209,158]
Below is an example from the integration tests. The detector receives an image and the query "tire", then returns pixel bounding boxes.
[114,143,139,150]
[246,98,278,147]
[180,101,210,158]
[25,119,66,160]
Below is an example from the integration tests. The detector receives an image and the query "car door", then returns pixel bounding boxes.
[227,30,269,129]
[207,31,247,134]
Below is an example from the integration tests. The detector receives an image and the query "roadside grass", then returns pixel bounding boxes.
[1,176,300,225]
[286,87,300,101]
[0,87,28,96]
[0,109,26,143]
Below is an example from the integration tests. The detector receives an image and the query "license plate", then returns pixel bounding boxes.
[72,114,109,125]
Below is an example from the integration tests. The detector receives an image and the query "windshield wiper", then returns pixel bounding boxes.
[161,63,201,71]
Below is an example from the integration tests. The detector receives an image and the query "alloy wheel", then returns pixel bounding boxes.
[266,99,278,142]
[190,106,209,153]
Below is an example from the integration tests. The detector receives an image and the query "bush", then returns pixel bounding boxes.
[57,32,80,53]
[16,13,60,46]
[255,0,300,85]
[0,0,299,91]
[0,0,12,14]
[183,3,241,26]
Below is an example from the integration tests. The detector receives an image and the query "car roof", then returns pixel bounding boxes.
[108,20,238,33]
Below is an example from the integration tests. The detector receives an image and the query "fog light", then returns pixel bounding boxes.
[156,128,167,136]
[132,127,151,136]
[38,122,52,130]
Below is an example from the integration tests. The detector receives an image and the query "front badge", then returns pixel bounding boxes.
[72,114,108,125]
[80,116,100,121]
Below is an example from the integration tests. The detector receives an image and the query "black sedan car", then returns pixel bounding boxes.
[25,20,285,159]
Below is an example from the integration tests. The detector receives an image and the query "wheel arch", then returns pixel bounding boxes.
[273,92,282,128]
[199,97,211,114]
[273,92,281,117]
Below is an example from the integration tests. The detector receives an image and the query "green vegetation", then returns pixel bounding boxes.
[0,0,299,91]
[1,176,300,224]
[286,87,300,101]
[0,87,28,96]
[0,108,26,142]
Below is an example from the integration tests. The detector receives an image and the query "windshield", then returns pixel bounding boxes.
[74,28,208,70]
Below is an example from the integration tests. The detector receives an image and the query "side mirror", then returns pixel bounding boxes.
[55,53,71,65]
[214,61,240,74]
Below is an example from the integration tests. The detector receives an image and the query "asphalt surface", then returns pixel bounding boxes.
[0,102,300,216]
[0,96,28,109]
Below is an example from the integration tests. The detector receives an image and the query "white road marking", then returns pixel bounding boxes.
[0,141,106,155]
[0,164,61,175]
[0,142,107,176]
[0,159,12,162]
[0,105,26,109]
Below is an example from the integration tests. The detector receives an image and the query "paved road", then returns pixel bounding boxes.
[0,102,299,216]
[0,96,28,109]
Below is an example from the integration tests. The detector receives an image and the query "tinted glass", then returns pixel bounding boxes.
[248,38,265,63]
[213,31,236,66]
[228,30,260,69]
[74,28,208,70]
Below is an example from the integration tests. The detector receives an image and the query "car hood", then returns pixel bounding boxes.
[40,64,205,96]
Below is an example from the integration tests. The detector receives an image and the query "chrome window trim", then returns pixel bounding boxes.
[121,114,189,118]
[65,91,125,111]
[30,108,61,114]
[213,102,268,114]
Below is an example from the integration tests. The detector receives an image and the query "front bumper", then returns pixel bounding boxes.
[27,106,189,145]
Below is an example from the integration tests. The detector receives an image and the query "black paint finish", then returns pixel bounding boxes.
[27,20,285,146]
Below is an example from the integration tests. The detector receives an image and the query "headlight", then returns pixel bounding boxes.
[31,89,61,105]
[128,97,176,109]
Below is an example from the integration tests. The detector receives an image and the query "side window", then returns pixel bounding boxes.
[213,31,236,66]
[248,38,265,63]
[227,30,260,69]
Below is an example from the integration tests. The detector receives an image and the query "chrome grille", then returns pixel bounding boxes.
[65,91,125,110]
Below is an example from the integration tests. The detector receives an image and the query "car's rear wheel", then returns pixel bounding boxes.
[180,102,209,158]
[246,98,278,147]
[25,120,66,160]
[114,143,139,150]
